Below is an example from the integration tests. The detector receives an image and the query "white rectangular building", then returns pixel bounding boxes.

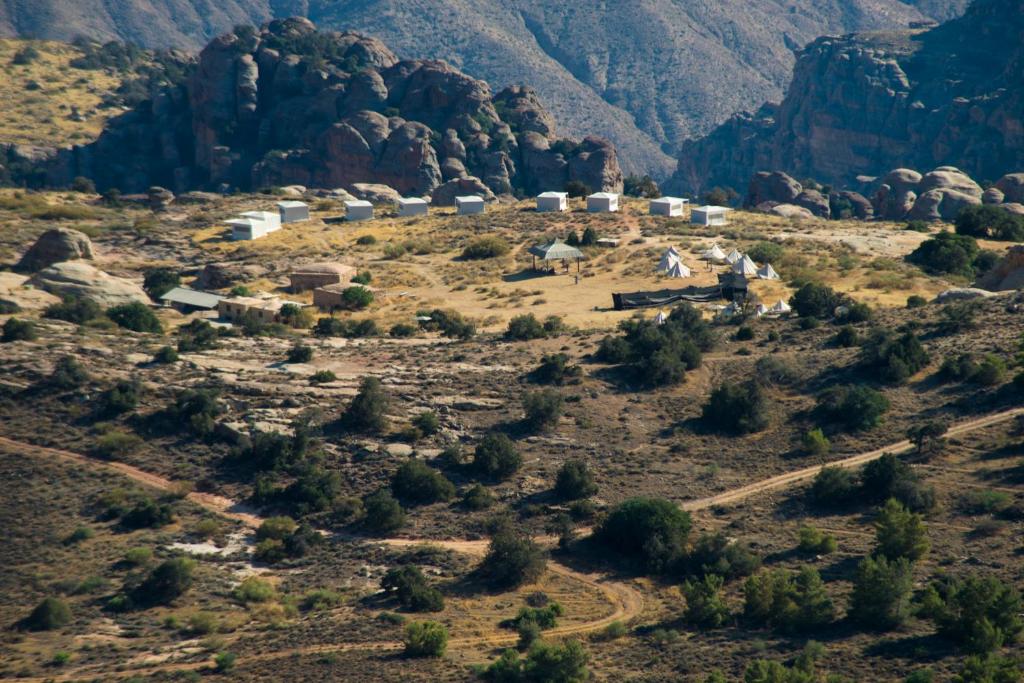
[691,205,731,227]
[344,200,374,221]
[228,217,268,241]
[536,191,568,212]
[277,200,309,224]
[649,196,688,217]
[397,197,429,217]
[456,195,485,215]
[240,211,281,233]
[587,192,619,213]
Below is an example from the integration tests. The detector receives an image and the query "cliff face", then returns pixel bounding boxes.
[46,19,621,197]
[671,0,1024,194]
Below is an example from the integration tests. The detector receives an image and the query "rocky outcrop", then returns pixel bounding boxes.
[194,262,266,290]
[996,174,1024,204]
[746,172,801,207]
[27,262,149,307]
[977,245,1024,291]
[671,0,1024,195]
[769,204,816,220]
[865,165,1022,221]
[46,20,623,199]
[15,228,95,272]
[431,177,497,206]
[350,183,402,204]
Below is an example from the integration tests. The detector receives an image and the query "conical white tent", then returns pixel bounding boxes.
[702,244,727,263]
[770,299,792,314]
[654,310,668,325]
[757,263,781,280]
[665,260,691,278]
[720,302,741,317]
[725,248,743,264]
[732,254,758,277]
[755,303,769,317]
[656,249,680,273]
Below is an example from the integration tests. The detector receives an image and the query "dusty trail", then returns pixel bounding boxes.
[2,404,1021,681]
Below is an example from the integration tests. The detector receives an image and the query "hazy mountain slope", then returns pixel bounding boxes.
[0,0,970,177]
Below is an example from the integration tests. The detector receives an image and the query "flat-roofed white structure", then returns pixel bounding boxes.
[344,200,374,221]
[456,195,485,215]
[691,205,730,227]
[536,191,568,212]
[649,196,688,217]
[228,217,268,241]
[277,200,309,223]
[240,210,281,233]
[587,192,619,213]
[397,197,429,217]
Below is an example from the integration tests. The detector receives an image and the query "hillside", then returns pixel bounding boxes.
[672,0,1024,194]
[0,0,971,178]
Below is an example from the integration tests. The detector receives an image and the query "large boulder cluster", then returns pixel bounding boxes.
[744,171,872,220]
[46,18,622,202]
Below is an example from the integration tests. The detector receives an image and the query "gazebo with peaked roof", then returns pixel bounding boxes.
[528,238,586,272]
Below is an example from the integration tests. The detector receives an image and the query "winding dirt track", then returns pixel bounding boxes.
[2,404,1021,681]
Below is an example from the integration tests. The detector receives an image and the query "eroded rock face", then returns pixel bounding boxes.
[15,228,95,273]
[995,173,1024,203]
[350,183,402,204]
[431,176,497,206]
[27,262,148,307]
[195,262,266,290]
[745,171,802,207]
[769,204,816,220]
[51,20,623,199]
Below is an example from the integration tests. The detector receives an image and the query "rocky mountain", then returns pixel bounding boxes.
[39,19,622,198]
[0,0,970,178]
[672,0,1023,195]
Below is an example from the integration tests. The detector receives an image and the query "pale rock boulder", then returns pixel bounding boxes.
[431,176,497,206]
[28,261,149,307]
[995,174,1024,204]
[769,204,816,220]
[15,228,95,272]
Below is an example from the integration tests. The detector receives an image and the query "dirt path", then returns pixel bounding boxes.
[3,404,1021,681]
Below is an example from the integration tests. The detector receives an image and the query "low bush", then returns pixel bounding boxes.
[142,268,180,300]
[24,597,71,631]
[479,528,546,589]
[286,343,313,363]
[797,526,837,555]
[859,330,930,384]
[919,574,1024,653]
[462,236,510,260]
[848,554,914,630]
[531,353,582,385]
[473,432,521,480]
[596,497,691,574]
[743,566,834,633]
[683,574,730,627]
[554,459,598,500]
[874,498,929,562]
[391,460,455,505]
[107,302,162,333]
[2,317,36,342]
[177,319,219,352]
[955,205,1024,241]
[789,282,846,319]
[814,385,890,431]
[462,484,494,510]
[132,557,196,606]
[362,489,405,533]
[403,621,448,657]
[521,389,564,432]
[341,377,389,433]
[701,381,769,434]
[233,576,276,604]
[381,565,445,612]
[801,428,830,456]
[44,295,102,324]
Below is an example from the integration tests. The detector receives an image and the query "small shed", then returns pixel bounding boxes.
[528,238,585,272]
[240,211,281,233]
[398,197,429,217]
[344,200,374,221]
[277,200,309,224]
[537,191,568,212]
[289,262,356,292]
[456,196,485,215]
[159,287,224,313]
[587,192,619,213]
[691,205,730,226]
[649,196,688,217]
[228,218,268,241]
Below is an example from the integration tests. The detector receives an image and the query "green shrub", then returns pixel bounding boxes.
[133,557,196,606]
[955,205,1024,241]
[362,489,405,533]
[954,654,1022,682]
[861,454,935,512]
[233,576,276,604]
[595,304,712,386]
[356,234,377,245]
[153,345,178,363]
[907,295,927,309]
[107,302,162,333]
[339,286,374,310]
[859,330,930,384]
[554,459,598,500]
[521,389,564,432]
[44,295,102,324]
[142,268,180,300]
[532,353,582,385]
[411,411,440,436]
[746,241,784,264]
[462,484,494,510]
[256,516,297,541]
[286,343,313,363]
[848,555,913,630]
[482,639,590,682]
[382,565,445,612]
[685,532,761,580]
[403,621,448,657]
[920,575,1024,653]
[506,313,546,340]
[102,379,142,415]
[462,236,510,260]
[479,528,546,589]
[124,547,153,566]
[313,316,379,338]
[24,597,71,630]
[874,498,929,561]
[301,589,343,612]
[743,566,834,633]
[121,497,174,529]
[801,428,830,456]
[177,319,219,352]
[814,385,889,431]
[833,325,860,348]
[48,356,89,389]
[341,377,389,433]
[51,651,72,666]
[809,466,859,508]
[702,381,769,434]
[797,526,837,555]
[95,430,143,458]
[907,231,983,277]
[309,369,336,384]
[418,308,476,340]
[473,432,521,480]
[389,322,416,337]
[683,574,730,627]
[789,282,846,319]
[596,497,691,573]
[2,317,36,342]
[509,602,564,631]
[391,460,455,505]
[214,652,237,673]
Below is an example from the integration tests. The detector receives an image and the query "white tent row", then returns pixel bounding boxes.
[732,255,758,277]
[725,248,743,265]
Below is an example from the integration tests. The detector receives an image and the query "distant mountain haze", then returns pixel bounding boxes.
[0,0,969,178]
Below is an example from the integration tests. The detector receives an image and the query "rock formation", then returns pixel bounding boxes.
[44,19,622,200]
[671,0,1023,195]
[977,245,1024,292]
[15,228,95,273]
[27,262,149,307]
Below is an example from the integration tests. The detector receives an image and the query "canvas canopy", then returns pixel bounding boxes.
[770,299,792,314]
[733,255,758,277]
[757,263,780,280]
[528,239,585,261]
[665,260,691,278]
[725,248,743,264]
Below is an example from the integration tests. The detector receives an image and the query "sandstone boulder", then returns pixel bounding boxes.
[835,190,873,219]
[995,174,1024,204]
[872,168,922,219]
[794,189,830,218]
[195,262,266,290]
[28,261,148,307]
[769,204,815,220]
[977,245,1024,292]
[177,191,221,204]
[148,186,175,211]
[492,86,557,139]
[918,169,983,198]
[15,228,95,272]
[745,171,801,207]
[983,187,1006,205]
[431,176,497,206]
[350,183,402,204]
[0,272,61,311]
[935,287,996,303]
[1002,203,1024,216]
[907,188,981,221]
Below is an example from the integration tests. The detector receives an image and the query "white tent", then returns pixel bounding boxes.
[456,195,486,215]
[344,200,374,221]
[725,248,743,264]
[755,303,769,317]
[654,310,668,325]
[656,248,680,272]
[757,263,781,280]
[702,244,727,263]
[665,260,691,278]
[650,196,688,217]
[733,255,758,277]
[586,192,619,213]
[770,299,792,314]
[537,191,568,212]
[397,197,429,217]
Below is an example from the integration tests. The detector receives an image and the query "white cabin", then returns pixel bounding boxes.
[240,211,281,233]
[536,191,568,212]
[228,218,268,241]
[649,196,688,217]
[587,192,619,213]
[456,195,485,215]
[691,205,730,227]
[344,200,374,222]
[277,200,309,224]
[397,197,429,217]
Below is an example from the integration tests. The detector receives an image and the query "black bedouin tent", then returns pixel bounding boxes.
[612,285,723,310]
